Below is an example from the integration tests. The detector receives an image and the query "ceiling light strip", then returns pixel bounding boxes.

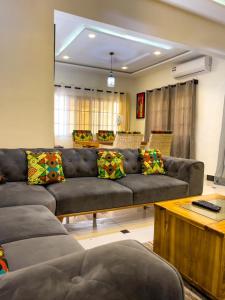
[86,26,172,50]
[56,25,85,56]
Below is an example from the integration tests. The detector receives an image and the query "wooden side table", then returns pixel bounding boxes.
[154,194,225,300]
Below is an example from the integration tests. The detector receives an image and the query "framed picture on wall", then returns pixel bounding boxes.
[136,92,145,119]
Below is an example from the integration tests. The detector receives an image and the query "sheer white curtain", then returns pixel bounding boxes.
[54,86,129,147]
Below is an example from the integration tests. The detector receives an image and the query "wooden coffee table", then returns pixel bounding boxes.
[154,194,225,300]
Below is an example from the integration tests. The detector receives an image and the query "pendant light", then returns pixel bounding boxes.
[107,52,115,88]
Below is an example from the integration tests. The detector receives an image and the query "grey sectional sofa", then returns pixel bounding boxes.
[0,204,184,300]
[0,148,204,299]
[0,148,204,218]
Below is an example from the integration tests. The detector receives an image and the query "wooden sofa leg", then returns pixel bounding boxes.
[93,213,97,228]
[143,206,148,210]
[57,216,64,223]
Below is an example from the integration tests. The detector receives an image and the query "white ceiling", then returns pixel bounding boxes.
[161,0,225,25]
[55,11,199,75]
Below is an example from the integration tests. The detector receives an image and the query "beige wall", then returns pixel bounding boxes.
[1,0,225,148]
[130,57,225,175]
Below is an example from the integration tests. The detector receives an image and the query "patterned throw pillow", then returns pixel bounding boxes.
[97,150,126,180]
[139,149,165,175]
[98,130,115,142]
[0,247,9,275]
[26,151,65,185]
[72,130,93,141]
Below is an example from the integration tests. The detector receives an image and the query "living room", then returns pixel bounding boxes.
[1,1,225,300]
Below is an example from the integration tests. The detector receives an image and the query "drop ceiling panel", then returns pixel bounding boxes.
[55,11,195,74]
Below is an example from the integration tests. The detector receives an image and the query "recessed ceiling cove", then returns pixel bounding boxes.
[54,10,193,74]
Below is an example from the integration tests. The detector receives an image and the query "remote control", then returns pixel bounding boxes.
[192,200,221,212]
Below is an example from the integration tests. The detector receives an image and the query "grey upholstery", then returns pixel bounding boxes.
[117,174,189,204]
[0,205,67,244]
[0,149,27,181]
[0,182,56,212]
[0,240,184,300]
[2,235,83,271]
[47,177,133,215]
[0,148,200,300]
[0,148,204,216]
[60,148,98,178]
[163,156,204,195]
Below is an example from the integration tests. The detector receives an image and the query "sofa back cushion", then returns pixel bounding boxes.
[0,149,27,182]
[0,148,141,181]
[117,149,141,174]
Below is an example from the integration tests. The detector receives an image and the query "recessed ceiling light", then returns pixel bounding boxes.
[213,0,225,6]
[154,51,161,56]
[62,55,70,60]
[122,66,128,70]
[88,33,96,39]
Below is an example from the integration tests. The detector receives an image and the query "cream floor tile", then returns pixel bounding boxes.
[77,225,154,250]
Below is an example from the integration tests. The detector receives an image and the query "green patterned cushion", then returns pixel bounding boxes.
[97,150,126,179]
[98,130,115,141]
[139,149,165,175]
[26,151,65,185]
[0,246,9,275]
[72,130,93,141]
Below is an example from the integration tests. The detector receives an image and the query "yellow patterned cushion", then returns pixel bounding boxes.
[139,149,165,175]
[72,130,93,141]
[26,151,65,185]
[97,150,126,180]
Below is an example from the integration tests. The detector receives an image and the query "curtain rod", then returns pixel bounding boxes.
[147,79,198,93]
[54,84,125,95]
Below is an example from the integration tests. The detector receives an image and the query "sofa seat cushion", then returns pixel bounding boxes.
[0,182,56,213]
[0,205,68,244]
[47,177,133,215]
[0,240,184,300]
[117,174,189,204]
[2,235,83,271]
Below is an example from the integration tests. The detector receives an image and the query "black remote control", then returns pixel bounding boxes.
[192,200,221,212]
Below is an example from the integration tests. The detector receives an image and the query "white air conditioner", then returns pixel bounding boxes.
[172,56,212,79]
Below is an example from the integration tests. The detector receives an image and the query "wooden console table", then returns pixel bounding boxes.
[154,194,225,300]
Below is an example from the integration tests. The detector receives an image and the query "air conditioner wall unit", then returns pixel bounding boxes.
[172,56,212,79]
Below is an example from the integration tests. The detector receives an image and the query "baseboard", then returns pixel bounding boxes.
[206,174,214,182]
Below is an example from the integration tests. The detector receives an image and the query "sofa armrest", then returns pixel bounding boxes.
[0,240,184,300]
[163,156,204,196]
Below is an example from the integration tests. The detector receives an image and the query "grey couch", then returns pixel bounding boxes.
[0,205,184,300]
[0,148,204,299]
[0,148,204,217]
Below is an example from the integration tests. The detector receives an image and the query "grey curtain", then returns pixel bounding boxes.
[145,87,171,140]
[145,79,197,159]
[215,98,225,185]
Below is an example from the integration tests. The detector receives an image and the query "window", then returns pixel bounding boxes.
[54,87,129,145]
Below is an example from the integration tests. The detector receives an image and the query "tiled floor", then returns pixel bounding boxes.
[65,180,225,249]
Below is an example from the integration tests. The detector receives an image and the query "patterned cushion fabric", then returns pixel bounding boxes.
[97,130,115,142]
[26,151,65,185]
[139,149,165,175]
[0,246,9,275]
[72,130,93,141]
[97,150,126,180]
